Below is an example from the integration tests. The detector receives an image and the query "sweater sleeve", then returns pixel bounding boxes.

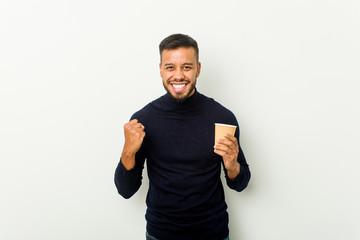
[114,148,146,199]
[224,126,251,192]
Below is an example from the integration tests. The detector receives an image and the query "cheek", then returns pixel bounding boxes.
[162,72,172,80]
[185,72,197,80]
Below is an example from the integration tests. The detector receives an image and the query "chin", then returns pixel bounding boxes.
[163,82,196,103]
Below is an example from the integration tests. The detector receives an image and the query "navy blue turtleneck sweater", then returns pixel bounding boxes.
[114,90,250,240]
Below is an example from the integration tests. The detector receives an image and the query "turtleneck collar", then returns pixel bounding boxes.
[153,88,202,113]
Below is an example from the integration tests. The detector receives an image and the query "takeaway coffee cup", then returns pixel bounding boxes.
[214,123,237,145]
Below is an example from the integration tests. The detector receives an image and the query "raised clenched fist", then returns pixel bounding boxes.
[123,119,146,156]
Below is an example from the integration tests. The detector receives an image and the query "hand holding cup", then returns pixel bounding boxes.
[214,123,240,179]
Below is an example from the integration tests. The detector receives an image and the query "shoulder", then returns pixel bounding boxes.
[130,94,166,122]
[198,92,238,126]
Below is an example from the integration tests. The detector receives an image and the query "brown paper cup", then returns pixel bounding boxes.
[215,123,237,145]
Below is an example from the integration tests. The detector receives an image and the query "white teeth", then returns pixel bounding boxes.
[172,84,185,89]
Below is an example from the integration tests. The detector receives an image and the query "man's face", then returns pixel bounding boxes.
[160,47,201,103]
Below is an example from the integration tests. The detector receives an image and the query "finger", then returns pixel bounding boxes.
[129,126,145,136]
[134,128,145,135]
[133,123,145,130]
[216,138,233,147]
[124,119,138,130]
[214,148,226,156]
[214,143,229,152]
[214,145,235,156]
[224,134,238,144]
[128,119,139,125]
[128,119,145,129]
[224,135,239,150]
[125,121,145,131]
[216,140,238,153]
[132,128,146,138]
[214,149,236,161]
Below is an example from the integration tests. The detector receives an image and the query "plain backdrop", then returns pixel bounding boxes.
[1,0,359,239]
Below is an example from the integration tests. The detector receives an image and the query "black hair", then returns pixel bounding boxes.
[159,33,199,62]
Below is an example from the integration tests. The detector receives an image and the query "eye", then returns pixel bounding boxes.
[166,66,174,70]
[183,66,192,70]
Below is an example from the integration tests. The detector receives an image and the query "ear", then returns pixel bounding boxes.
[196,62,201,78]
[159,63,163,78]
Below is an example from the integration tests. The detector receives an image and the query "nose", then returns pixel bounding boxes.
[173,67,185,81]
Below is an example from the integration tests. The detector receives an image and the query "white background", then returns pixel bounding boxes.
[1,0,359,239]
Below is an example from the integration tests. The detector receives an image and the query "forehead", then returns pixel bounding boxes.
[161,47,197,63]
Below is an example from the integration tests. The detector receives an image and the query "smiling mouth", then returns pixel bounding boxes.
[171,83,187,92]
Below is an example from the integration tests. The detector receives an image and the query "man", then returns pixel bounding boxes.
[114,34,250,240]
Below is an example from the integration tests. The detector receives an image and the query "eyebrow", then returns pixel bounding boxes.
[164,63,194,66]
